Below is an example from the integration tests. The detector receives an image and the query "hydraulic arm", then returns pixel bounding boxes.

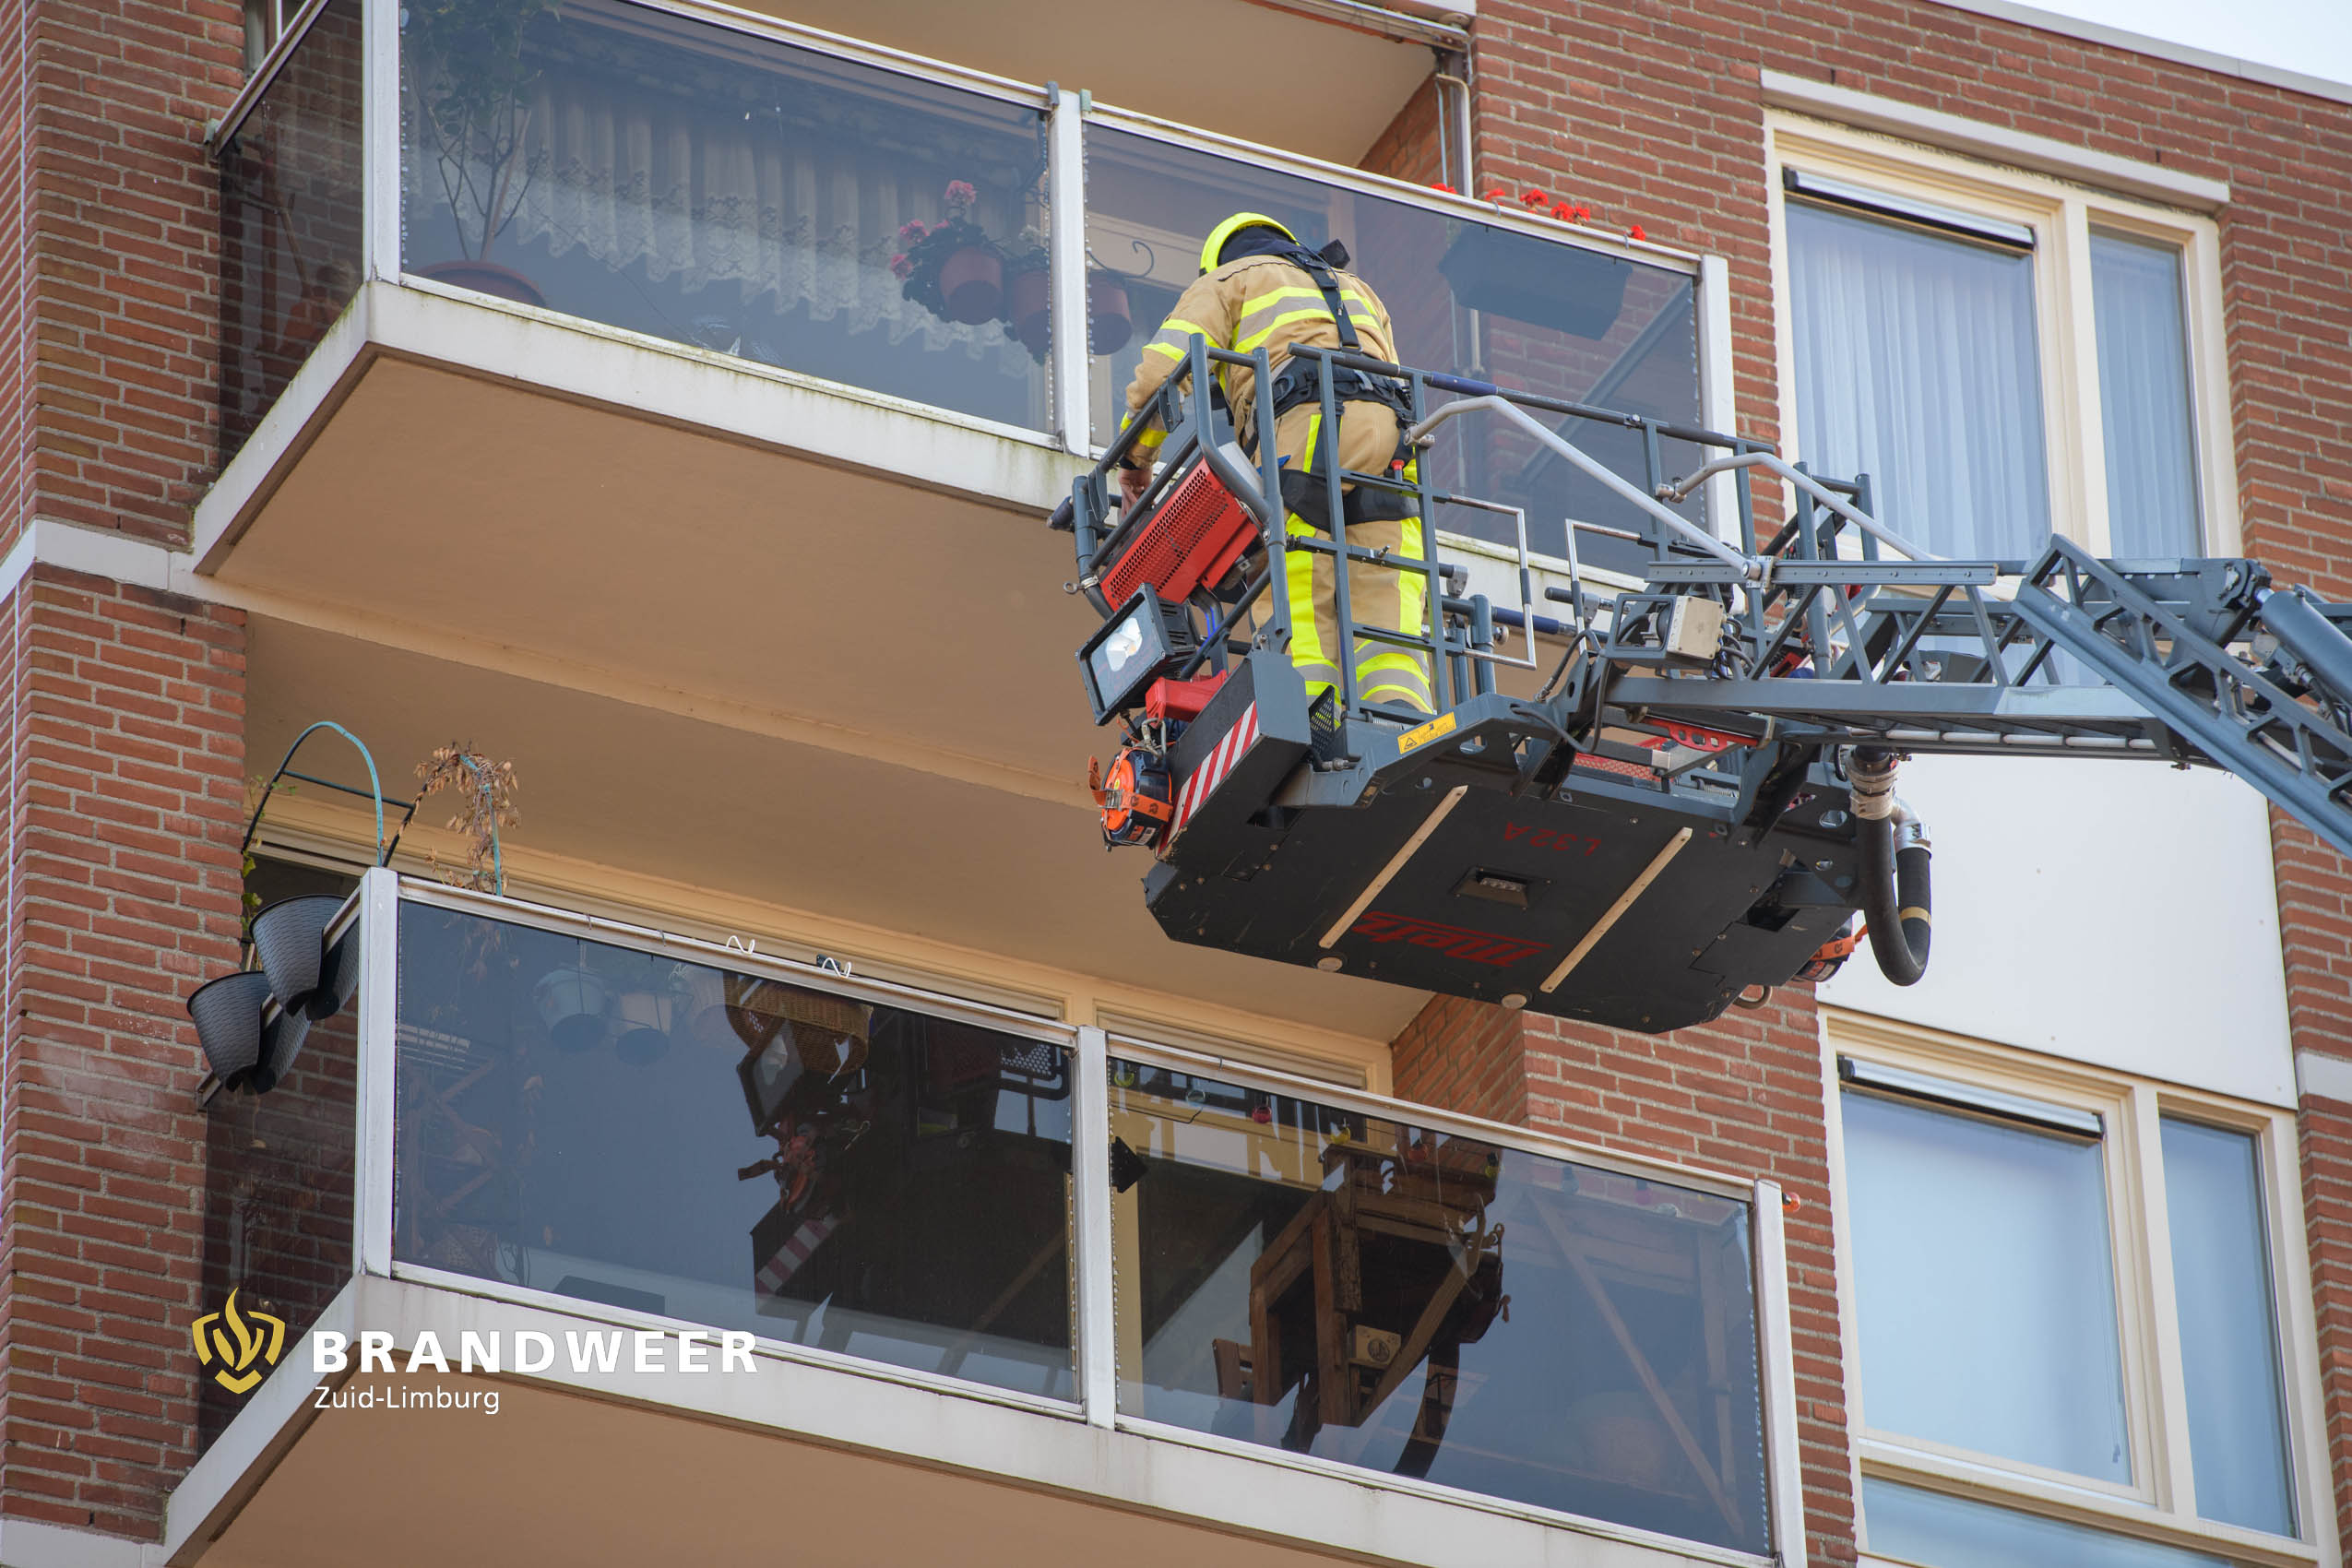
[1052,340,2352,1032]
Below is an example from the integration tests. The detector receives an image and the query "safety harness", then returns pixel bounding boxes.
[1253,243,1418,527]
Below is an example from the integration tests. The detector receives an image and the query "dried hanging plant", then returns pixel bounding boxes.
[413,744,520,893]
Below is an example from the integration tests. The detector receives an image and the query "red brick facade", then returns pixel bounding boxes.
[6,0,250,1539]
[0,567,245,1537]
[18,0,243,550]
[3,0,35,545]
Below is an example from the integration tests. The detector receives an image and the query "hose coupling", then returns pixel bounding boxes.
[1848,748,1902,822]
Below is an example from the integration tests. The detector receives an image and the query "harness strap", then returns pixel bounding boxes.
[1290,247,1361,351]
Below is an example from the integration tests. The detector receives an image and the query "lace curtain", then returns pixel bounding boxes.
[411,71,1039,377]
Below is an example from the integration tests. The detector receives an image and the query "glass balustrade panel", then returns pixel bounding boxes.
[399,0,1053,432]
[394,901,1075,1398]
[1084,126,1709,569]
[1108,1055,1766,1553]
[220,0,365,459]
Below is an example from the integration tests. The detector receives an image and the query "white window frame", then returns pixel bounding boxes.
[1822,1009,2337,1568]
[1764,113,2239,559]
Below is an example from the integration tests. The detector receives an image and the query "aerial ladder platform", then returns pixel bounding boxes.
[1052,339,2352,1033]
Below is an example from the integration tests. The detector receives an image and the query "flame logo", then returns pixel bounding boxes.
[191,1289,287,1396]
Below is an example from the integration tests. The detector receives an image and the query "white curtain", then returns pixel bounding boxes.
[409,75,1036,377]
[2091,231,2202,556]
[1788,202,2050,559]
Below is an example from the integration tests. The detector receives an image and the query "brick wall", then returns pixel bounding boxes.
[8,0,252,1538]
[2,0,33,545]
[22,0,244,549]
[2278,814,2352,1540]
[1359,75,1446,187]
[0,565,246,1538]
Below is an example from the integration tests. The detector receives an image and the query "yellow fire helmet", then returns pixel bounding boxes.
[1199,212,1298,275]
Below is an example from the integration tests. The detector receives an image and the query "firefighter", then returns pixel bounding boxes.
[1118,213,1434,717]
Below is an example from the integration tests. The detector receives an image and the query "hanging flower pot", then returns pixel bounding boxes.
[678,966,734,1049]
[188,970,274,1087]
[938,245,1004,325]
[312,918,363,1022]
[1006,266,1051,360]
[250,896,344,1018]
[612,990,676,1066]
[1087,272,1134,356]
[533,966,608,1053]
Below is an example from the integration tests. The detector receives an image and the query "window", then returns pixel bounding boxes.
[1827,1033,2326,1566]
[2089,229,2203,557]
[1842,1085,2130,1481]
[244,0,282,72]
[1771,120,2232,562]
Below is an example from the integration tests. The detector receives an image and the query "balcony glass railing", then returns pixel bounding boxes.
[398,0,1056,433]
[218,0,363,459]
[1083,122,1710,570]
[202,873,1794,1554]
[393,897,1076,1396]
[1109,1053,1767,1554]
[214,0,1716,529]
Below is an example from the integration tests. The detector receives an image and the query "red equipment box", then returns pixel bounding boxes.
[1101,463,1258,606]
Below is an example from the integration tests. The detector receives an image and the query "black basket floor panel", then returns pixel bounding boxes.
[1143,778,1864,1032]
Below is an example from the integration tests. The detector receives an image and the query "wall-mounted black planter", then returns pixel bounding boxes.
[187,970,310,1094]
[251,896,350,1020]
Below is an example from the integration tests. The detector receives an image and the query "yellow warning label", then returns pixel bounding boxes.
[1396,712,1457,754]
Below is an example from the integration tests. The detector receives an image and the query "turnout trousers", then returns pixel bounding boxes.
[1265,399,1435,716]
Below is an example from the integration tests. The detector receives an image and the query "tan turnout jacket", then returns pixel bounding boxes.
[1120,253,1397,465]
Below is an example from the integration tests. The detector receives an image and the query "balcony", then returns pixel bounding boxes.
[196,0,1724,1044]
[171,872,1802,1566]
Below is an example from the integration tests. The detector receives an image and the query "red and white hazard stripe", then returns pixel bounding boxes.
[755,1213,838,1297]
[1169,703,1260,841]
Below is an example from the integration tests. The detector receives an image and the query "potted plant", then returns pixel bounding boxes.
[404,0,560,305]
[1087,268,1134,356]
[1000,227,1051,361]
[892,180,1002,327]
[413,743,521,894]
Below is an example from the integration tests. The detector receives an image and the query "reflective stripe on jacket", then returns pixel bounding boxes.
[1119,254,1396,462]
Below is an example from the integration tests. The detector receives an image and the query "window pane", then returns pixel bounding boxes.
[1085,125,1709,571]
[220,0,363,458]
[2091,231,2202,556]
[1788,200,2049,558]
[1110,1058,1769,1554]
[400,0,1054,432]
[1840,1088,2130,1479]
[2162,1118,2296,1535]
[1863,1479,2230,1568]
[395,903,1077,1398]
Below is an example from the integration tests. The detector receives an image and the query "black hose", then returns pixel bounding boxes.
[1857,810,1932,986]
